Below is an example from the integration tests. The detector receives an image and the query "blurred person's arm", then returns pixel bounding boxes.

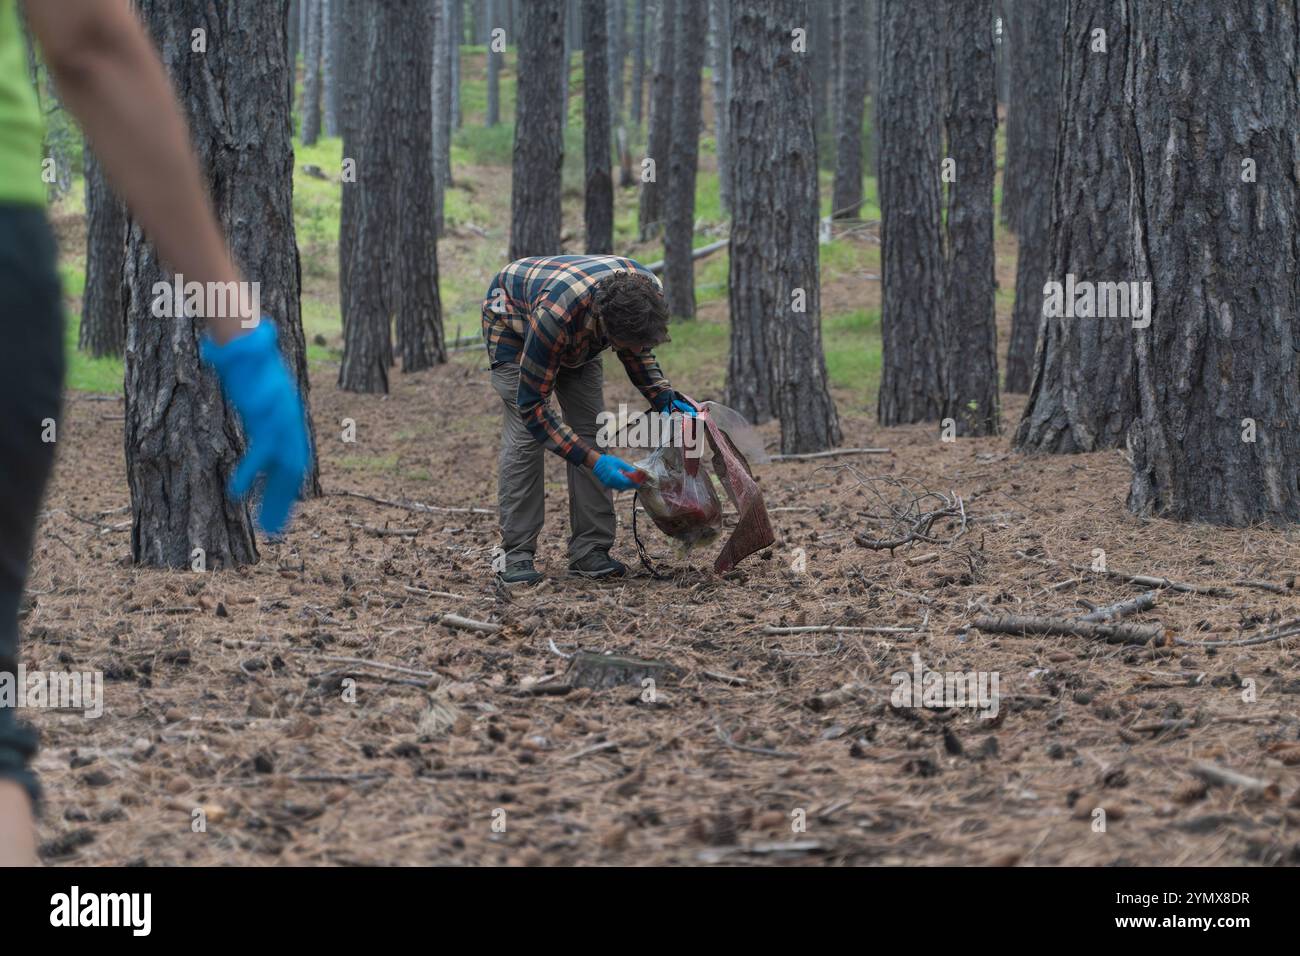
[22,0,244,344]
[0,781,36,866]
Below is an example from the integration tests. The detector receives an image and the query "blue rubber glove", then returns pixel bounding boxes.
[200,320,310,535]
[592,454,641,492]
[654,391,697,417]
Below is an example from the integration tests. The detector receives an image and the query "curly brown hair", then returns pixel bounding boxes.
[592,271,670,348]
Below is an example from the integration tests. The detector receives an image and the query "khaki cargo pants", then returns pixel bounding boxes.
[491,360,615,565]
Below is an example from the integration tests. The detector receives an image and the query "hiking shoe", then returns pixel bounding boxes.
[499,558,543,585]
[568,549,626,579]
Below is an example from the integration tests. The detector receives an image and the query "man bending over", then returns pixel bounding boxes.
[482,255,694,583]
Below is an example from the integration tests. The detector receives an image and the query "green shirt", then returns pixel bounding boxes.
[0,0,45,206]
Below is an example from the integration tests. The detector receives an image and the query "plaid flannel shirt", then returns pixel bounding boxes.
[482,255,674,467]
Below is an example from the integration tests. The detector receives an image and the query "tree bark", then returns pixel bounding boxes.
[831,0,867,219]
[126,0,316,568]
[1003,0,1061,393]
[940,0,999,437]
[998,0,1023,231]
[339,1,399,393]
[708,0,732,213]
[322,0,339,137]
[337,0,364,319]
[638,0,675,240]
[80,147,126,359]
[1014,0,1136,453]
[630,0,647,127]
[1127,0,1300,525]
[583,0,614,254]
[486,0,501,127]
[451,0,463,130]
[607,0,625,128]
[876,0,945,426]
[301,0,323,145]
[726,0,841,453]
[395,0,445,372]
[509,0,567,259]
[433,0,453,236]
[663,0,706,319]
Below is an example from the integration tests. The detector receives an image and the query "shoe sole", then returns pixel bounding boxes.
[567,566,625,579]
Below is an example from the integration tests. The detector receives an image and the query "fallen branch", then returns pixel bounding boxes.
[762,623,915,636]
[1015,551,1232,596]
[769,447,890,462]
[1077,591,1159,623]
[1173,618,1300,649]
[971,614,1165,646]
[1191,762,1278,797]
[348,522,419,537]
[334,489,494,516]
[434,613,502,635]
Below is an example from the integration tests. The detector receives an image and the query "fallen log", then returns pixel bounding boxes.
[971,614,1165,646]
[643,237,729,274]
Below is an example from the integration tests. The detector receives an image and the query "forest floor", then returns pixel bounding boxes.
[24,58,1300,867]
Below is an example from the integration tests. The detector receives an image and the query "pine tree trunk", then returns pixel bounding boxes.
[1127,0,1300,525]
[726,0,841,454]
[560,6,572,130]
[630,0,647,127]
[1003,0,1061,393]
[395,0,445,372]
[288,0,299,105]
[876,0,945,426]
[509,0,567,259]
[339,1,399,393]
[433,0,454,236]
[638,0,675,240]
[663,0,706,320]
[338,0,364,320]
[607,0,625,128]
[126,0,316,567]
[831,0,867,219]
[708,0,732,214]
[998,1,1023,231]
[583,0,614,254]
[486,0,501,127]
[865,0,878,178]
[1013,0,1136,454]
[809,0,829,158]
[941,0,999,437]
[301,0,323,145]
[322,0,339,137]
[80,148,126,359]
[451,0,463,130]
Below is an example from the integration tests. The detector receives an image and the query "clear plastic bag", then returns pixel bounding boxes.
[697,401,770,464]
[633,423,723,550]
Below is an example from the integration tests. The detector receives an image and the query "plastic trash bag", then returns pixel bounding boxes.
[633,418,723,550]
[697,401,770,465]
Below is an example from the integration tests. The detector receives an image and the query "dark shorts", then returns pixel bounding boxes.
[0,204,66,808]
